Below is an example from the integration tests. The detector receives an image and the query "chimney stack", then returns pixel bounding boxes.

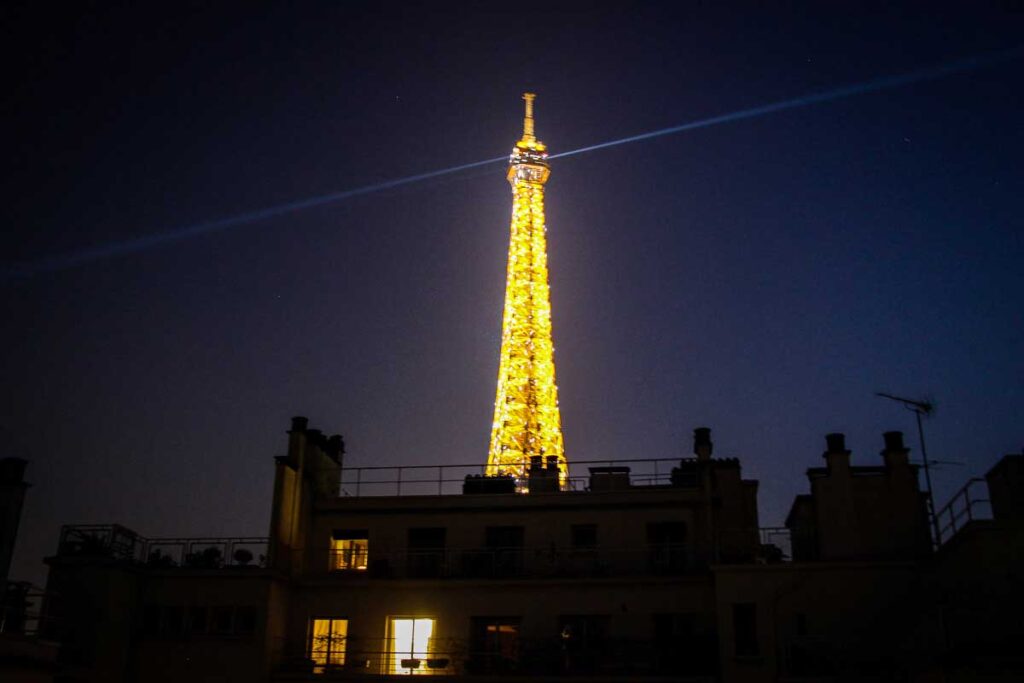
[694,427,713,461]
[0,458,29,584]
[824,433,851,474]
[326,434,346,463]
[881,431,910,470]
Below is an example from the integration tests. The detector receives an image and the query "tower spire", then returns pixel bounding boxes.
[487,93,566,488]
[522,92,536,142]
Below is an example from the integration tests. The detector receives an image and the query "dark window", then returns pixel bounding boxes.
[408,528,446,578]
[733,603,758,657]
[653,613,718,675]
[794,612,807,637]
[188,606,208,635]
[558,615,609,673]
[469,617,521,673]
[481,527,524,577]
[213,606,234,635]
[236,606,257,635]
[142,605,159,636]
[646,522,688,574]
[570,524,598,550]
[162,605,184,637]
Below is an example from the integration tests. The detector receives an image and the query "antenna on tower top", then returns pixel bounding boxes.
[522,92,536,141]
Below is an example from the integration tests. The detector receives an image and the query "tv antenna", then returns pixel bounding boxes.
[875,392,940,544]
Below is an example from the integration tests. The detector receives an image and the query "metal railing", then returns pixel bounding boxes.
[759,526,792,562]
[335,457,697,497]
[319,544,700,580]
[0,581,52,638]
[278,635,719,677]
[935,477,992,545]
[57,525,268,569]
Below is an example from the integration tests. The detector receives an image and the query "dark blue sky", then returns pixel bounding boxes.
[3,2,1022,584]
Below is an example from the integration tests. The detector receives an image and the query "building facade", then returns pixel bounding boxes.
[37,417,1024,682]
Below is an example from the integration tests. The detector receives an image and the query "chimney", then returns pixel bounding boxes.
[0,458,29,584]
[694,427,713,461]
[824,433,850,474]
[546,455,559,472]
[290,416,308,433]
[527,455,558,494]
[326,434,345,464]
[881,431,910,470]
[986,455,1024,520]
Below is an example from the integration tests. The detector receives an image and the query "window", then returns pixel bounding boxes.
[310,618,348,673]
[188,606,208,635]
[558,615,609,672]
[469,617,521,673]
[653,613,718,675]
[407,528,446,578]
[213,606,234,635]
[332,530,369,571]
[142,605,159,636]
[236,606,257,635]
[571,524,598,551]
[732,603,758,657]
[646,521,688,574]
[484,526,524,577]
[387,617,434,674]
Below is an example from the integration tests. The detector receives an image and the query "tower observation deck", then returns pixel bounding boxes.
[486,93,567,487]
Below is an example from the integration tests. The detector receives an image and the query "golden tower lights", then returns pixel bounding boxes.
[486,93,567,487]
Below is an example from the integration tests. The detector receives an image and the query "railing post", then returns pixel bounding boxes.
[356,469,362,497]
[397,467,402,496]
[965,484,973,523]
[438,466,443,495]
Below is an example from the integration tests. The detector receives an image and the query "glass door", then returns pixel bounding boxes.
[388,617,435,674]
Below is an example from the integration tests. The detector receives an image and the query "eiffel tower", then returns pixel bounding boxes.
[486,93,567,487]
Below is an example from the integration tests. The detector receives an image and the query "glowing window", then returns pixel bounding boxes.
[331,530,368,571]
[309,618,347,673]
[387,617,434,675]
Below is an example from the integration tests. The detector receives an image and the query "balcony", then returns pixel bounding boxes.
[935,477,993,545]
[55,524,269,570]
[332,457,695,497]
[276,635,719,678]
[320,544,700,580]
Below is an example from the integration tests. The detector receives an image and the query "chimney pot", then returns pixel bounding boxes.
[883,431,905,451]
[529,455,543,470]
[693,427,713,460]
[290,416,308,432]
[825,433,846,453]
[546,455,559,471]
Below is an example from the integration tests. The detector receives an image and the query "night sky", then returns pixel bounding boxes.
[3,2,1022,585]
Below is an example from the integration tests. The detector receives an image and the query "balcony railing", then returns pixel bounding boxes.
[320,544,700,580]
[56,524,268,569]
[0,581,52,638]
[935,478,993,545]
[278,635,719,677]
[759,526,792,562]
[331,457,698,498]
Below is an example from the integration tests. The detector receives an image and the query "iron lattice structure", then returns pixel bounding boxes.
[486,93,567,486]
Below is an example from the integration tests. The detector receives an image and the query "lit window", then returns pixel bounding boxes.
[388,617,434,674]
[309,618,348,673]
[331,530,368,571]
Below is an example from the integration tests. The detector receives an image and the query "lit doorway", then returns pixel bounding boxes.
[387,617,435,674]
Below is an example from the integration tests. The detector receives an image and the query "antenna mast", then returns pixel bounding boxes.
[876,392,939,545]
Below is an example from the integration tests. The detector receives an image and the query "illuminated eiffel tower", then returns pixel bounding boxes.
[486,93,567,487]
